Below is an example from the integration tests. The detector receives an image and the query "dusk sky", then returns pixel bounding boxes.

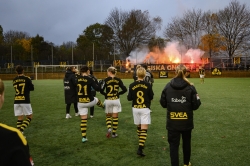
[1,0,250,45]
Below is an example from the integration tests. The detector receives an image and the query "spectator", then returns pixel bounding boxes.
[64,66,79,119]
[160,64,201,166]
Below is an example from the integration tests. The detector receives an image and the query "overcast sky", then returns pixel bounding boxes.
[1,0,250,45]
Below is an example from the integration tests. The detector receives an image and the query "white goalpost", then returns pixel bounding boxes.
[35,65,82,80]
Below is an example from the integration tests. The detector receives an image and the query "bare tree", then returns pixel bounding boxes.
[200,11,227,58]
[216,0,250,59]
[164,9,205,49]
[105,8,161,58]
[3,30,30,45]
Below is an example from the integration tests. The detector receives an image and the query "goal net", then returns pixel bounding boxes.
[35,65,82,80]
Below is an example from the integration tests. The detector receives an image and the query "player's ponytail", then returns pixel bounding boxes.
[175,64,192,85]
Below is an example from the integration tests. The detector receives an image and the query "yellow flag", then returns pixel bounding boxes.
[87,61,93,67]
[114,60,121,66]
[234,57,240,64]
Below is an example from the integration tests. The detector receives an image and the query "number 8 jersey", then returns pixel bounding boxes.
[127,80,154,109]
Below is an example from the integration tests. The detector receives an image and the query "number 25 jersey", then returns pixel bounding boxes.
[100,77,127,100]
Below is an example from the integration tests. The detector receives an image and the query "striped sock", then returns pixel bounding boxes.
[20,118,32,132]
[106,116,112,129]
[80,119,87,138]
[112,117,118,134]
[17,120,23,131]
[139,129,148,147]
[137,126,141,138]
[96,99,104,108]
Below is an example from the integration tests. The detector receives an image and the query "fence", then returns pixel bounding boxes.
[1,57,250,74]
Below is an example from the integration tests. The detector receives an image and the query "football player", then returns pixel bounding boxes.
[0,79,34,165]
[77,66,104,143]
[127,66,154,156]
[13,65,34,134]
[100,67,127,138]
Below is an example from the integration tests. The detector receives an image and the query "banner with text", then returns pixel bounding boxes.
[144,63,200,71]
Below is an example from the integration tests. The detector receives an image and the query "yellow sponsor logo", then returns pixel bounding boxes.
[160,71,166,76]
[79,97,90,103]
[132,84,147,90]
[106,79,119,84]
[170,112,188,119]
[15,96,25,100]
[13,79,26,84]
[107,96,118,100]
[78,78,87,82]
[134,104,146,108]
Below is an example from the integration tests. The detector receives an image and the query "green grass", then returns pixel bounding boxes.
[1,78,250,166]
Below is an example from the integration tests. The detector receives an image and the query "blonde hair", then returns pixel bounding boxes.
[136,67,146,79]
[136,65,141,70]
[175,65,192,85]
[0,79,4,95]
[107,67,117,75]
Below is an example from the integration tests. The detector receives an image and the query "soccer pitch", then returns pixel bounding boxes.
[1,78,250,166]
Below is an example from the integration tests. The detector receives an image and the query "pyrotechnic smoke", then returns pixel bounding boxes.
[127,41,204,64]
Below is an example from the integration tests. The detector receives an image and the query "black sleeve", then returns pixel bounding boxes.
[7,131,32,166]
[9,149,31,166]
[160,84,168,108]
[150,72,154,83]
[91,79,100,92]
[148,84,154,100]
[127,84,132,101]
[190,85,201,110]
[27,78,34,91]
[99,79,106,95]
[118,80,127,95]
[133,73,137,81]
[70,74,77,87]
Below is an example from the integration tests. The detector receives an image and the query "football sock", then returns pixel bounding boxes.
[17,120,23,131]
[137,126,141,138]
[139,129,147,147]
[106,116,112,129]
[80,119,87,138]
[20,118,32,132]
[112,117,118,134]
[96,99,104,108]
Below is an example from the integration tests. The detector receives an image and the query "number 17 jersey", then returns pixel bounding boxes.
[13,75,34,104]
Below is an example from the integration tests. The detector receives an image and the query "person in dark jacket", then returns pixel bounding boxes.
[64,66,79,119]
[133,64,141,81]
[0,79,34,166]
[88,70,98,118]
[160,64,201,166]
[141,64,154,87]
